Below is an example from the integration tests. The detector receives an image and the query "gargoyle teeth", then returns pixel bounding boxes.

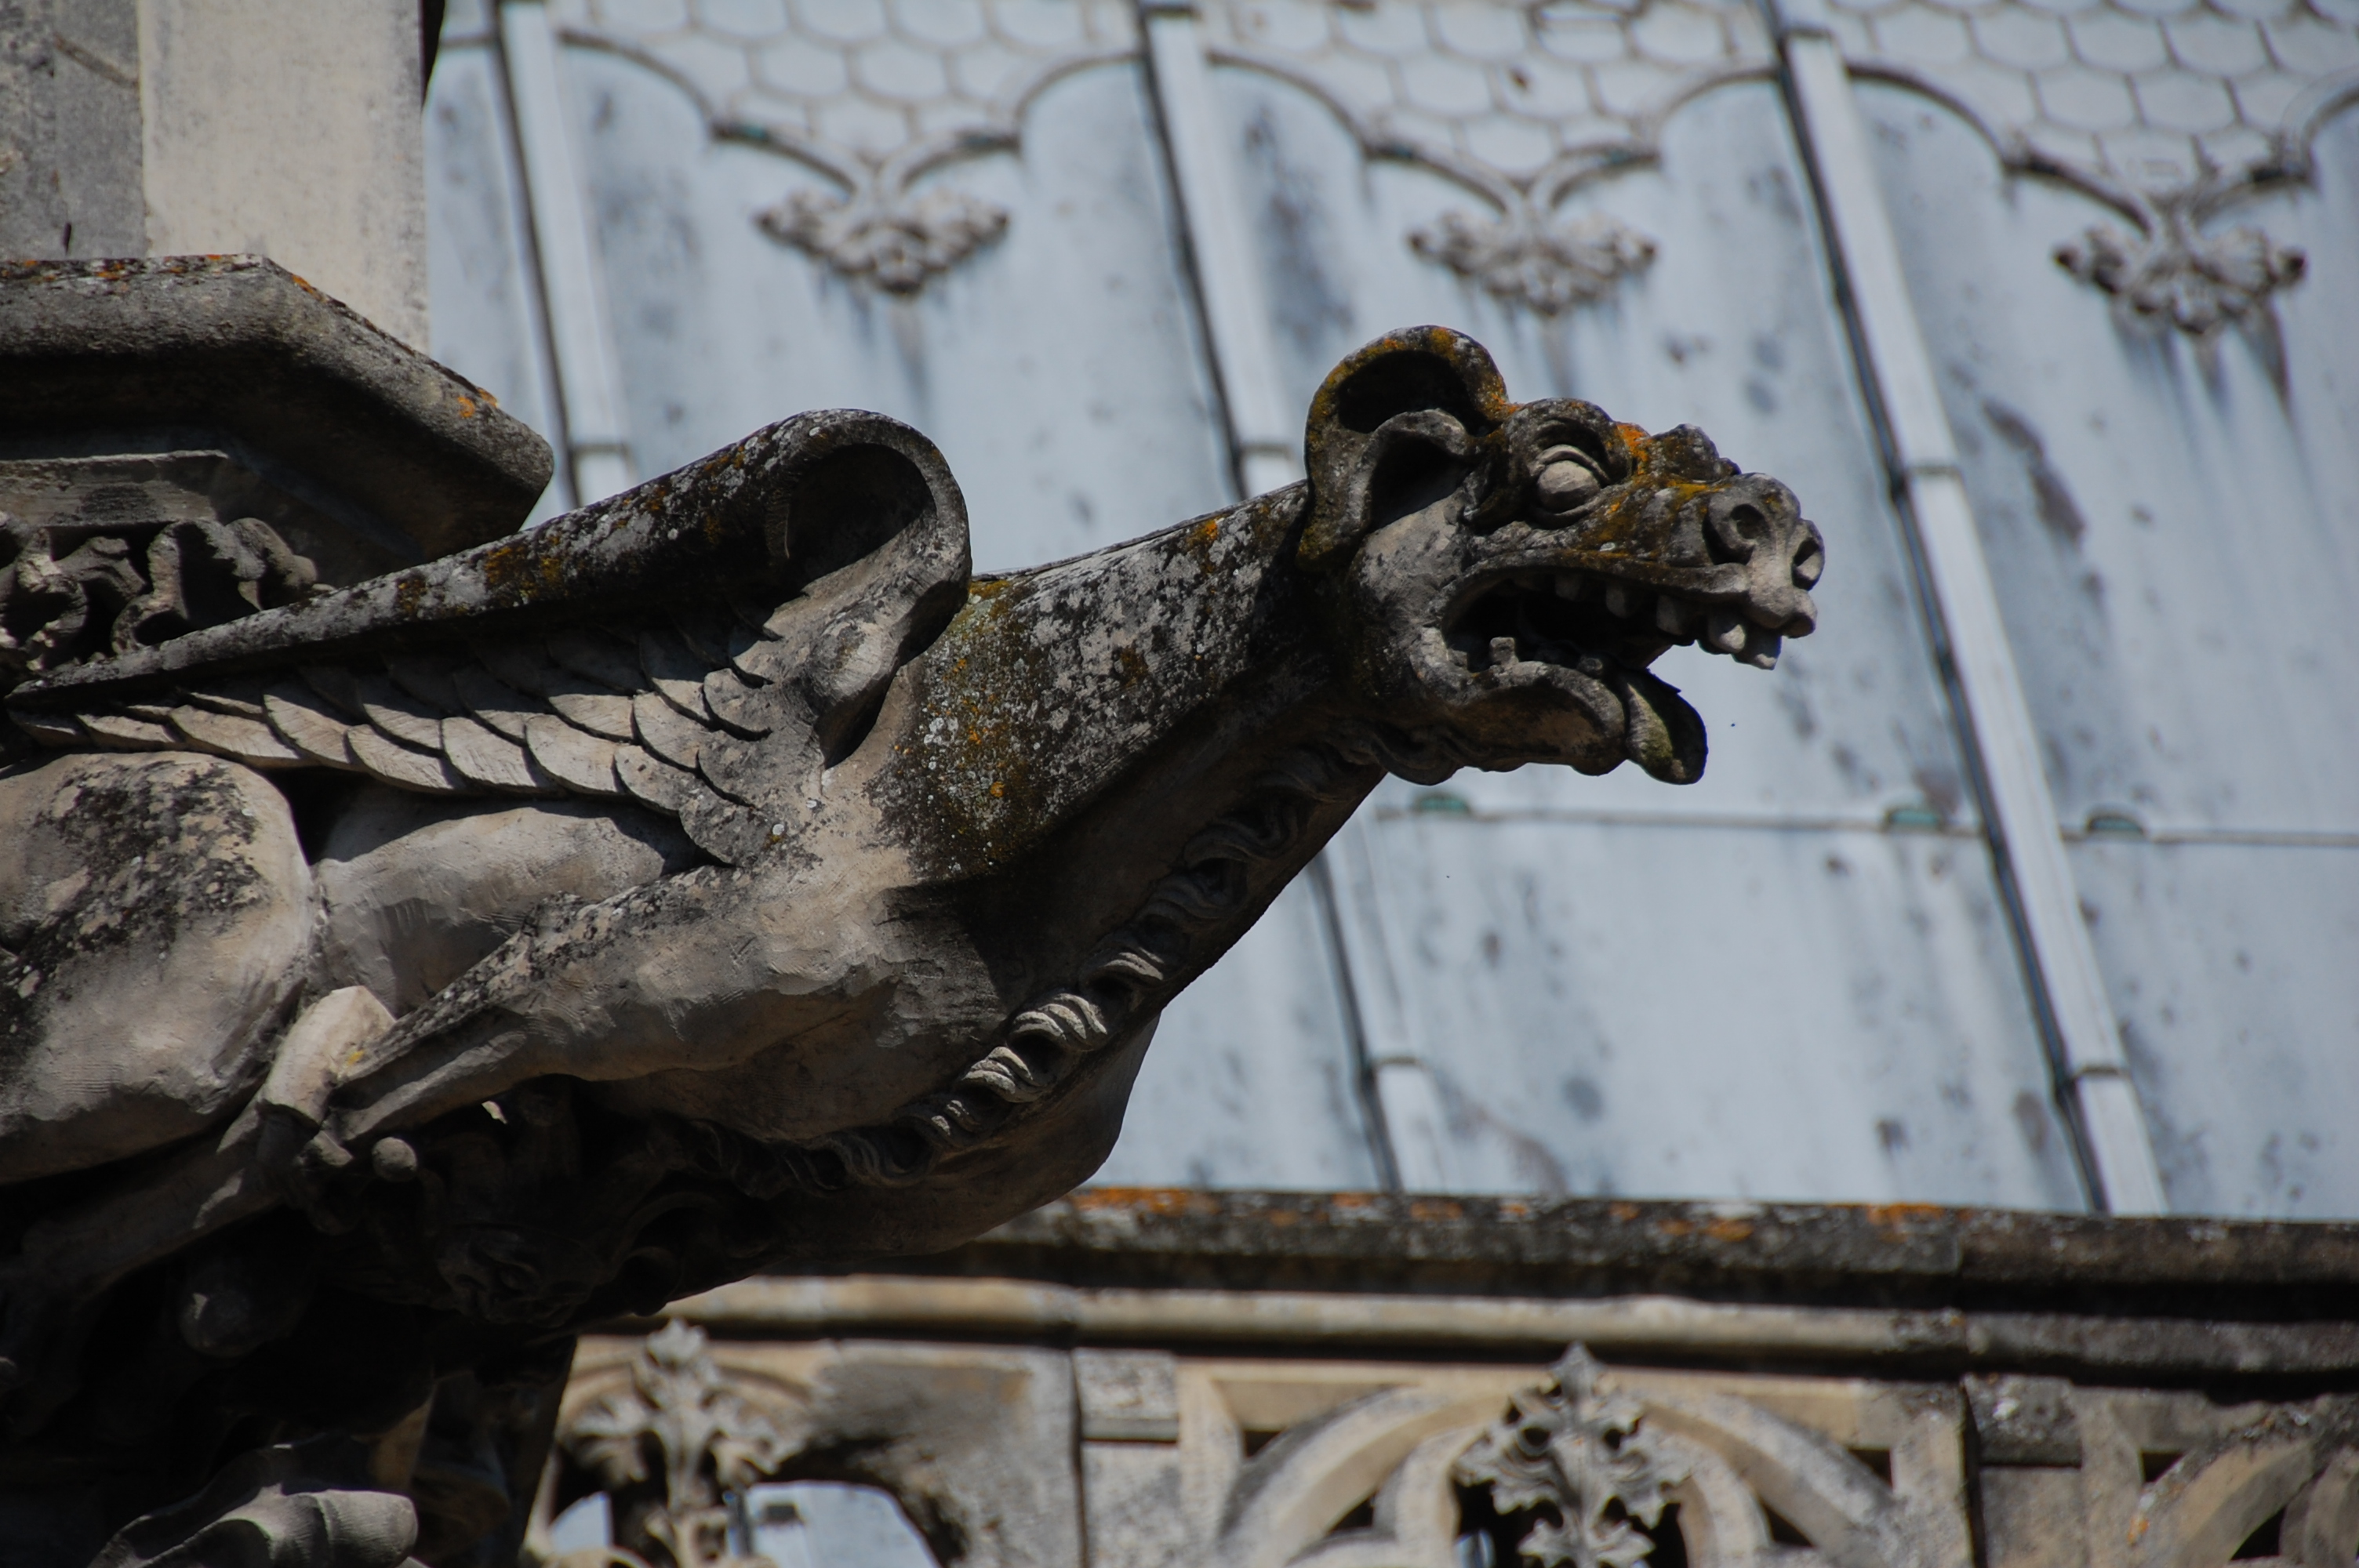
[1454,571,1783,680]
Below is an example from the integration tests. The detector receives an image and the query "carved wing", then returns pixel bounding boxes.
[4,411,972,866]
[12,606,775,859]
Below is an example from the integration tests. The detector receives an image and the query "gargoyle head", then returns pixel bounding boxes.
[1299,328,1824,783]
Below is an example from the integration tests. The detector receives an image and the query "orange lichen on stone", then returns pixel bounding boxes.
[1071,1188,1220,1216]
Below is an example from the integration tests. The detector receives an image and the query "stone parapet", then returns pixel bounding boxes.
[943,1189,2359,1312]
[528,1192,2359,1565]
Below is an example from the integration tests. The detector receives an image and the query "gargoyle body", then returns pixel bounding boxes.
[0,332,1820,1560]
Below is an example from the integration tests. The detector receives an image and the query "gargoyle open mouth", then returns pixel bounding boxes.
[1449,566,1789,677]
[1301,329,1824,786]
[1441,564,1795,784]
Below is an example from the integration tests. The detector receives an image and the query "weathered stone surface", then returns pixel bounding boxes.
[555,1326,1081,1568]
[0,257,551,561]
[0,1,432,348]
[547,1307,2359,1568]
[1970,1373,2084,1465]
[88,1438,418,1568]
[0,328,1818,1559]
[0,750,312,1182]
[955,1189,2359,1312]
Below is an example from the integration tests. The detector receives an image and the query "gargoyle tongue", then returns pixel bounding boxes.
[1611,666,1707,784]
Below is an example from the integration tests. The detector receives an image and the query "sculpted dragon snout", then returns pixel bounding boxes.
[1300,328,1824,784]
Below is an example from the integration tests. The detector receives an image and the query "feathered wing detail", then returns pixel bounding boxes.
[7,408,975,869]
[39,608,783,862]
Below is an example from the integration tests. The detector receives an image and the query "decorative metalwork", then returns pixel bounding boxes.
[757,183,1009,294]
[2054,180,2308,337]
[557,0,1135,294]
[1817,0,2352,328]
[558,0,1761,310]
[1411,204,1656,314]
[1453,1345,1690,1568]
[1196,0,1768,313]
[562,1322,801,1568]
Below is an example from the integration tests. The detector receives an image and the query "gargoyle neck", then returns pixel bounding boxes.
[857,484,1359,884]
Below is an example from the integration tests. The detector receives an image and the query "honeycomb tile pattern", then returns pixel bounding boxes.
[1182,0,1772,310]
[557,0,1139,171]
[1825,0,2359,196]
[554,0,1138,287]
[549,0,1775,303]
[550,0,2351,310]
[1193,0,1776,191]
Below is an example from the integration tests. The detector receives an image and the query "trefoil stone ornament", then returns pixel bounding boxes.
[2052,175,2306,339]
[1412,202,1657,317]
[758,181,1009,296]
[1454,1345,1690,1568]
[562,1321,801,1568]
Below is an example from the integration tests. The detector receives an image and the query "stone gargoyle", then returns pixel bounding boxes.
[0,328,1820,1563]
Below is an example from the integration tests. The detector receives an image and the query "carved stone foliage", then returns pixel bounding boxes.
[562,1322,801,1568]
[1453,1348,1689,1568]
[0,513,317,692]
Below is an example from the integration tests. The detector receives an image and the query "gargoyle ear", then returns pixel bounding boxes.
[1297,328,1516,572]
[751,412,974,760]
[762,412,969,596]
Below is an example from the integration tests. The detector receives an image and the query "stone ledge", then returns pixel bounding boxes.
[0,256,552,557]
[814,1189,2359,1323]
[657,1274,2359,1379]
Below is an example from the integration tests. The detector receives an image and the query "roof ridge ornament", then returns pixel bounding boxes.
[562,1321,801,1568]
[1453,1345,1692,1568]
[2052,171,2309,340]
[1410,201,1658,316]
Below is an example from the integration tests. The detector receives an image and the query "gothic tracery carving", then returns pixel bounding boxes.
[1453,1346,1692,1568]
[562,1322,801,1568]
[558,0,1751,309]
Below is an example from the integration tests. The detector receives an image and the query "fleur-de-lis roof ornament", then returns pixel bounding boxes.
[563,1322,803,1568]
[1454,1345,1691,1568]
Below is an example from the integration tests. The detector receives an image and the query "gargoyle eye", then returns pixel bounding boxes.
[1530,444,1604,519]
